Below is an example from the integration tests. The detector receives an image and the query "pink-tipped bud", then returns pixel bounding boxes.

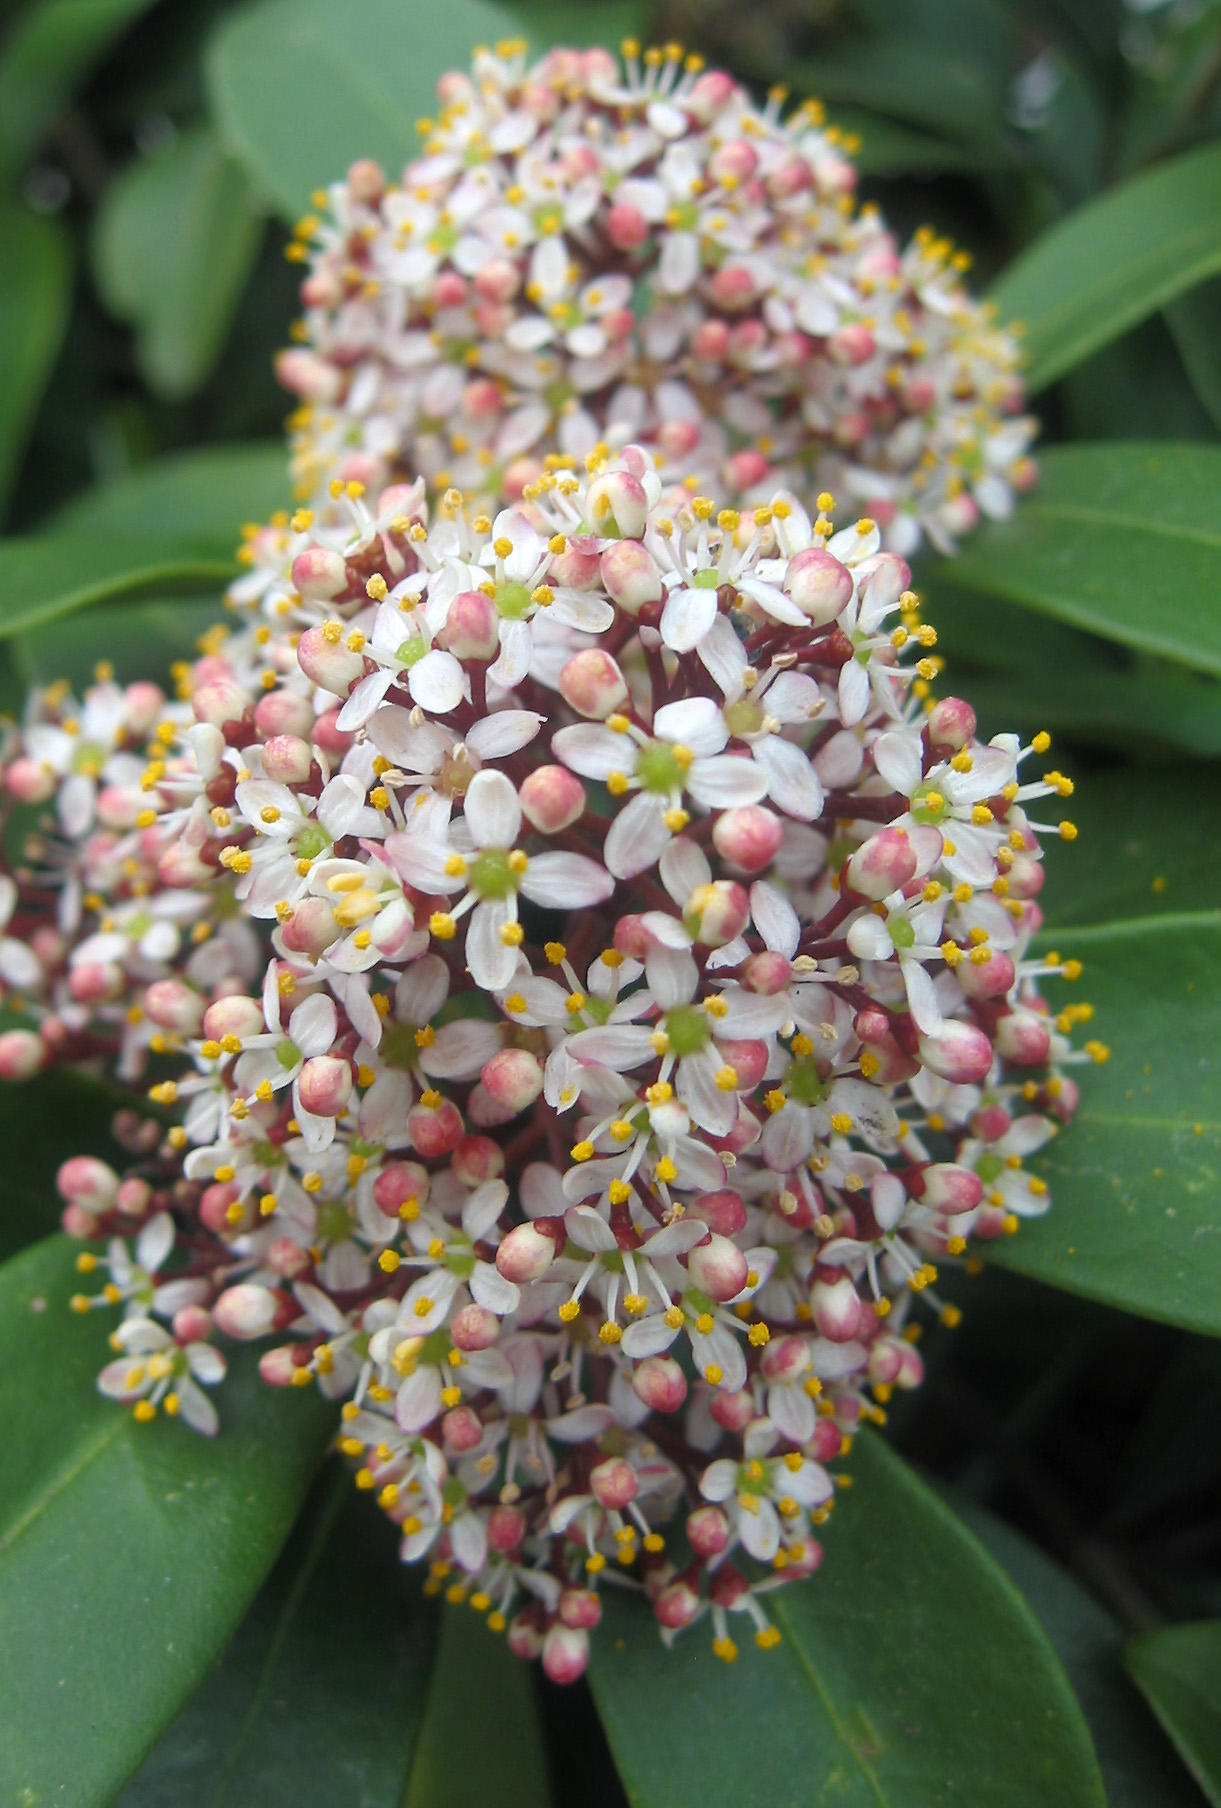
[632,1355,687,1413]
[846,827,918,900]
[686,1232,748,1302]
[995,1010,1052,1066]
[281,895,339,959]
[542,1623,589,1686]
[709,1388,754,1432]
[715,1038,768,1091]
[143,979,204,1035]
[0,1029,45,1080]
[213,1283,294,1341]
[586,469,647,539]
[689,1189,747,1238]
[549,536,601,589]
[957,949,1016,1000]
[654,1579,700,1630]
[480,1047,544,1115]
[297,1055,352,1117]
[265,1238,312,1279]
[559,1587,603,1631]
[202,994,265,1042]
[507,1613,545,1661]
[296,625,366,697]
[687,1504,731,1556]
[927,697,977,751]
[786,548,853,624]
[312,707,353,757]
[200,1182,246,1235]
[440,589,500,660]
[371,1161,428,1217]
[192,676,251,733]
[57,1155,119,1211]
[496,1219,560,1284]
[590,1456,638,1510]
[487,1504,526,1552]
[606,201,649,249]
[261,735,314,784]
[712,804,784,873]
[742,950,791,994]
[442,1405,483,1452]
[172,1305,212,1344]
[276,348,342,402]
[683,880,749,948]
[116,1178,152,1217]
[452,1135,504,1187]
[407,1096,463,1158]
[61,1204,98,1238]
[258,1345,306,1387]
[519,765,585,832]
[761,1333,810,1384]
[558,648,628,720]
[451,1303,499,1350]
[599,540,663,614]
[918,1163,984,1216]
[688,68,736,120]
[291,546,348,600]
[122,681,163,733]
[830,323,875,366]
[917,1019,995,1084]
[68,961,124,1005]
[812,1275,864,1342]
[4,758,56,803]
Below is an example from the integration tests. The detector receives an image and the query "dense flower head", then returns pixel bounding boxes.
[278,40,1036,555]
[0,445,1100,1676]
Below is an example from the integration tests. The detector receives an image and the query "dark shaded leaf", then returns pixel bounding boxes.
[1126,1622,1221,1807]
[0,201,71,523]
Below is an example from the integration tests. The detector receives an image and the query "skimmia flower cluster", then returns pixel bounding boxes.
[278,40,1036,555]
[0,445,1103,1680]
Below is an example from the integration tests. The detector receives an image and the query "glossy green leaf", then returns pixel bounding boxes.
[590,1434,1105,1808]
[0,0,159,177]
[824,107,992,176]
[787,38,1007,150]
[0,201,71,522]
[12,595,230,689]
[991,141,1221,390]
[1166,278,1221,432]
[0,1070,133,1260]
[955,1504,1204,1808]
[117,1469,439,1806]
[989,911,1221,1336]
[402,1601,552,1808]
[1126,1622,1221,1807]
[0,1234,334,1804]
[925,444,1221,677]
[207,0,530,221]
[1038,765,1221,929]
[93,126,262,402]
[0,442,285,638]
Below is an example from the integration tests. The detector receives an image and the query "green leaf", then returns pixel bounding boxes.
[787,38,1007,151]
[989,911,1221,1337]
[0,1234,335,1804]
[0,201,71,522]
[590,1433,1105,1808]
[1165,278,1221,432]
[207,0,531,221]
[925,444,1221,677]
[0,1070,134,1260]
[991,141,1221,390]
[117,1468,439,1806]
[824,107,993,176]
[1038,765,1221,930]
[955,1504,1204,1808]
[402,1601,552,1808]
[0,0,160,177]
[0,442,285,638]
[93,126,262,402]
[12,594,231,689]
[1126,1622,1221,1807]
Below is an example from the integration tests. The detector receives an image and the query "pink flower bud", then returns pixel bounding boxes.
[213,1283,293,1340]
[693,318,731,361]
[480,1047,543,1115]
[542,1623,589,1686]
[558,648,628,720]
[654,1579,700,1630]
[473,258,520,303]
[297,1055,352,1117]
[442,1405,483,1452]
[688,68,736,120]
[263,1238,309,1279]
[590,1456,638,1509]
[995,1010,1052,1066]
[606,202,648,249]
[275,349,342,402]
[407,1096,463,1158]
[261,735,314,784]
[116,1178,152,1217]
[142,979,204,1035]
[559,1588,602,1631]
[372,1161,429,1216]
[689,1189,747,1237]
[0,1029,44,1080]
[487,1504,526,1552]
[632,1355,687,1413]
[507,1613,545,1661]
[282,895,340,959]
[918,1163,984,1215]
[927,696,976,751]
[291,546,348,600]
[846,826,919,899]
[259,1345,306,1387]
[683,880,749,947]
[786,548,853,624]
[296,626,366,697]
[57,1155,119,1211]
[813,1275,864,1341]
[496,1219,560,1284]
[549,537,601,588]
[686,1232,748,1302]
[519,764,585,832]
[61,1204,98,1238]
[830,323,875,366]
[917,1019,995,1084]
[599,540,662,614]
[202,995,265,1042]
[440,589,500,660]
[452,1135,504,1186]
[742,950,791,994]
[716,1038,768,1091]
[4,758,56,803]
[709,263,757,311]
[451,1303,500,1350]
[586,469,647,539]
[192,677,251,733]
[171,1305,212,1345]
[68,961,124,1004]
[709,1388,754,1432]
[200,1183,246,1235]
[687,1504,731,1556]
[957,949,1015,1000]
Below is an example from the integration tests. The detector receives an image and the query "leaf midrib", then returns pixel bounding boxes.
[0,1413,123,1559]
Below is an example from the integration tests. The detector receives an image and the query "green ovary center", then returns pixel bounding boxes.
[787,1058,829,1106]
[664,1004,710,1056]
[723,697,765,737]
[976,1153,1003,1184]
[295,826,329,860]
[496,580,533,620]
[394,636,428,668]
[469,848,518,900]
[887,914,916,950]
[636,740,685,794]
[275,1038,300,1070]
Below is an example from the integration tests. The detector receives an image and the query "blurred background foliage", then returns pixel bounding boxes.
[1,0,1220,1803]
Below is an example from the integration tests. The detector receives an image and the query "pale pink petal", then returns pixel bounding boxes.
[653,697,727,757]
[408,649,466,714]
[604,792,669,879]
[752,736,824,821]
[521,852,613,908]
[660,584,717,653]
[686,754,768,809]
[464,769,521,848]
